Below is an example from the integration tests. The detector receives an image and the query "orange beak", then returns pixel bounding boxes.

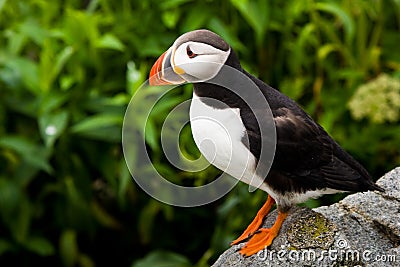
[149,48,185,86]
[149,51,170,86]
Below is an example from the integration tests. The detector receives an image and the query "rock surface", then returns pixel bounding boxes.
[212,167,400,267]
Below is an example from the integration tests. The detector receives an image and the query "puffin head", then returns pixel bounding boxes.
[149,30,231,85]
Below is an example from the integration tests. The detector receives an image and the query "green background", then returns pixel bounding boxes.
[1,0,399,266]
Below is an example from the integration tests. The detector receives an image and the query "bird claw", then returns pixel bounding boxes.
[238,211,288,256]
[239,228,276,256]
[231,229,262,246]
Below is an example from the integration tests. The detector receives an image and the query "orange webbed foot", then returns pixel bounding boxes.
[239,228,276,256]
[230,215,264,246]
[230,196,275,246]
[239,211,288,257]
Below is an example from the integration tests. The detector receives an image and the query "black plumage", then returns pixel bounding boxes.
[193,48,383,211]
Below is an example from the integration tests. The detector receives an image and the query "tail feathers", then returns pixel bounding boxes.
[320,157,384,193]
[368,181,385,192]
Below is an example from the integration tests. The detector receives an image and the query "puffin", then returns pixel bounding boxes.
[148,29,383,256]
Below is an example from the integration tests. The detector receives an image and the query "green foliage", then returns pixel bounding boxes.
[349,74,400,123]
[0,0,400,267]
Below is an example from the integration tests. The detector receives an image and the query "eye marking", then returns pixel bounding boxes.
[186,46,197,58]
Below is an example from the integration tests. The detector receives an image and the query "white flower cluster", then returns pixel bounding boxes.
[348,74,400,123]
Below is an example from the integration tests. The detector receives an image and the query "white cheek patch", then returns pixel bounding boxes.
[172,42,230,82]
[182,60,222,81]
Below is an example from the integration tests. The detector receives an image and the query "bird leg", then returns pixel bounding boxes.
[239,211,288,256]
[230,195,275,245]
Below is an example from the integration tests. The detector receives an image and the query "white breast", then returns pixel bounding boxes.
[189,93,270,192]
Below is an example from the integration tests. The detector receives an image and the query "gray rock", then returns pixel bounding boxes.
[212,167,400,267]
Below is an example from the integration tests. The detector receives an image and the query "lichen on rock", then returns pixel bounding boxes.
[287,212,336,250]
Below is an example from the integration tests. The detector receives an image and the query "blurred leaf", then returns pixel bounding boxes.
[63,9,100,48]
[39,110,69,147]
[0,0,6,12]
[39,41,73,93]
[95,33,125,51]
[60,230,78,267]
[64,177,86,206]
[24,236,55,256]
[2,56,40,94]
[217,195,240,217]
[18,18,49,46]
[317,44,340,61]
[39,92,68,114]
[303,198,321,209]
[382,30,400,62]
[315,2,355,45]
[162,10,181,29]
[0,136,52,173]
[77,254,95,267]
[208,18,245,52]
[133,32,176,57]
[60,75,76,91]
[70,114,122,142]
[54,46,75,78]
[71,115,122,133]
[230,0,269,45]
[160,0,192,9]
[13,196,31,243]
[132,250,192,267]
[91,201,122,229]
[145,119,159,151]
[280,77,309,101]
[181,7,210,32]
[127,61,146,95]
[138,200,160,244]
[0,178,20,220]
[291,23,317,71]
[4,29,26,55]
[0,239,14,255]
[117,159,132,206]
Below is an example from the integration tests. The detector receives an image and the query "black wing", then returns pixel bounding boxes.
[241,74,383,194]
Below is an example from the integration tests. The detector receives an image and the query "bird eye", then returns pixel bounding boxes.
[186,46,197,58]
